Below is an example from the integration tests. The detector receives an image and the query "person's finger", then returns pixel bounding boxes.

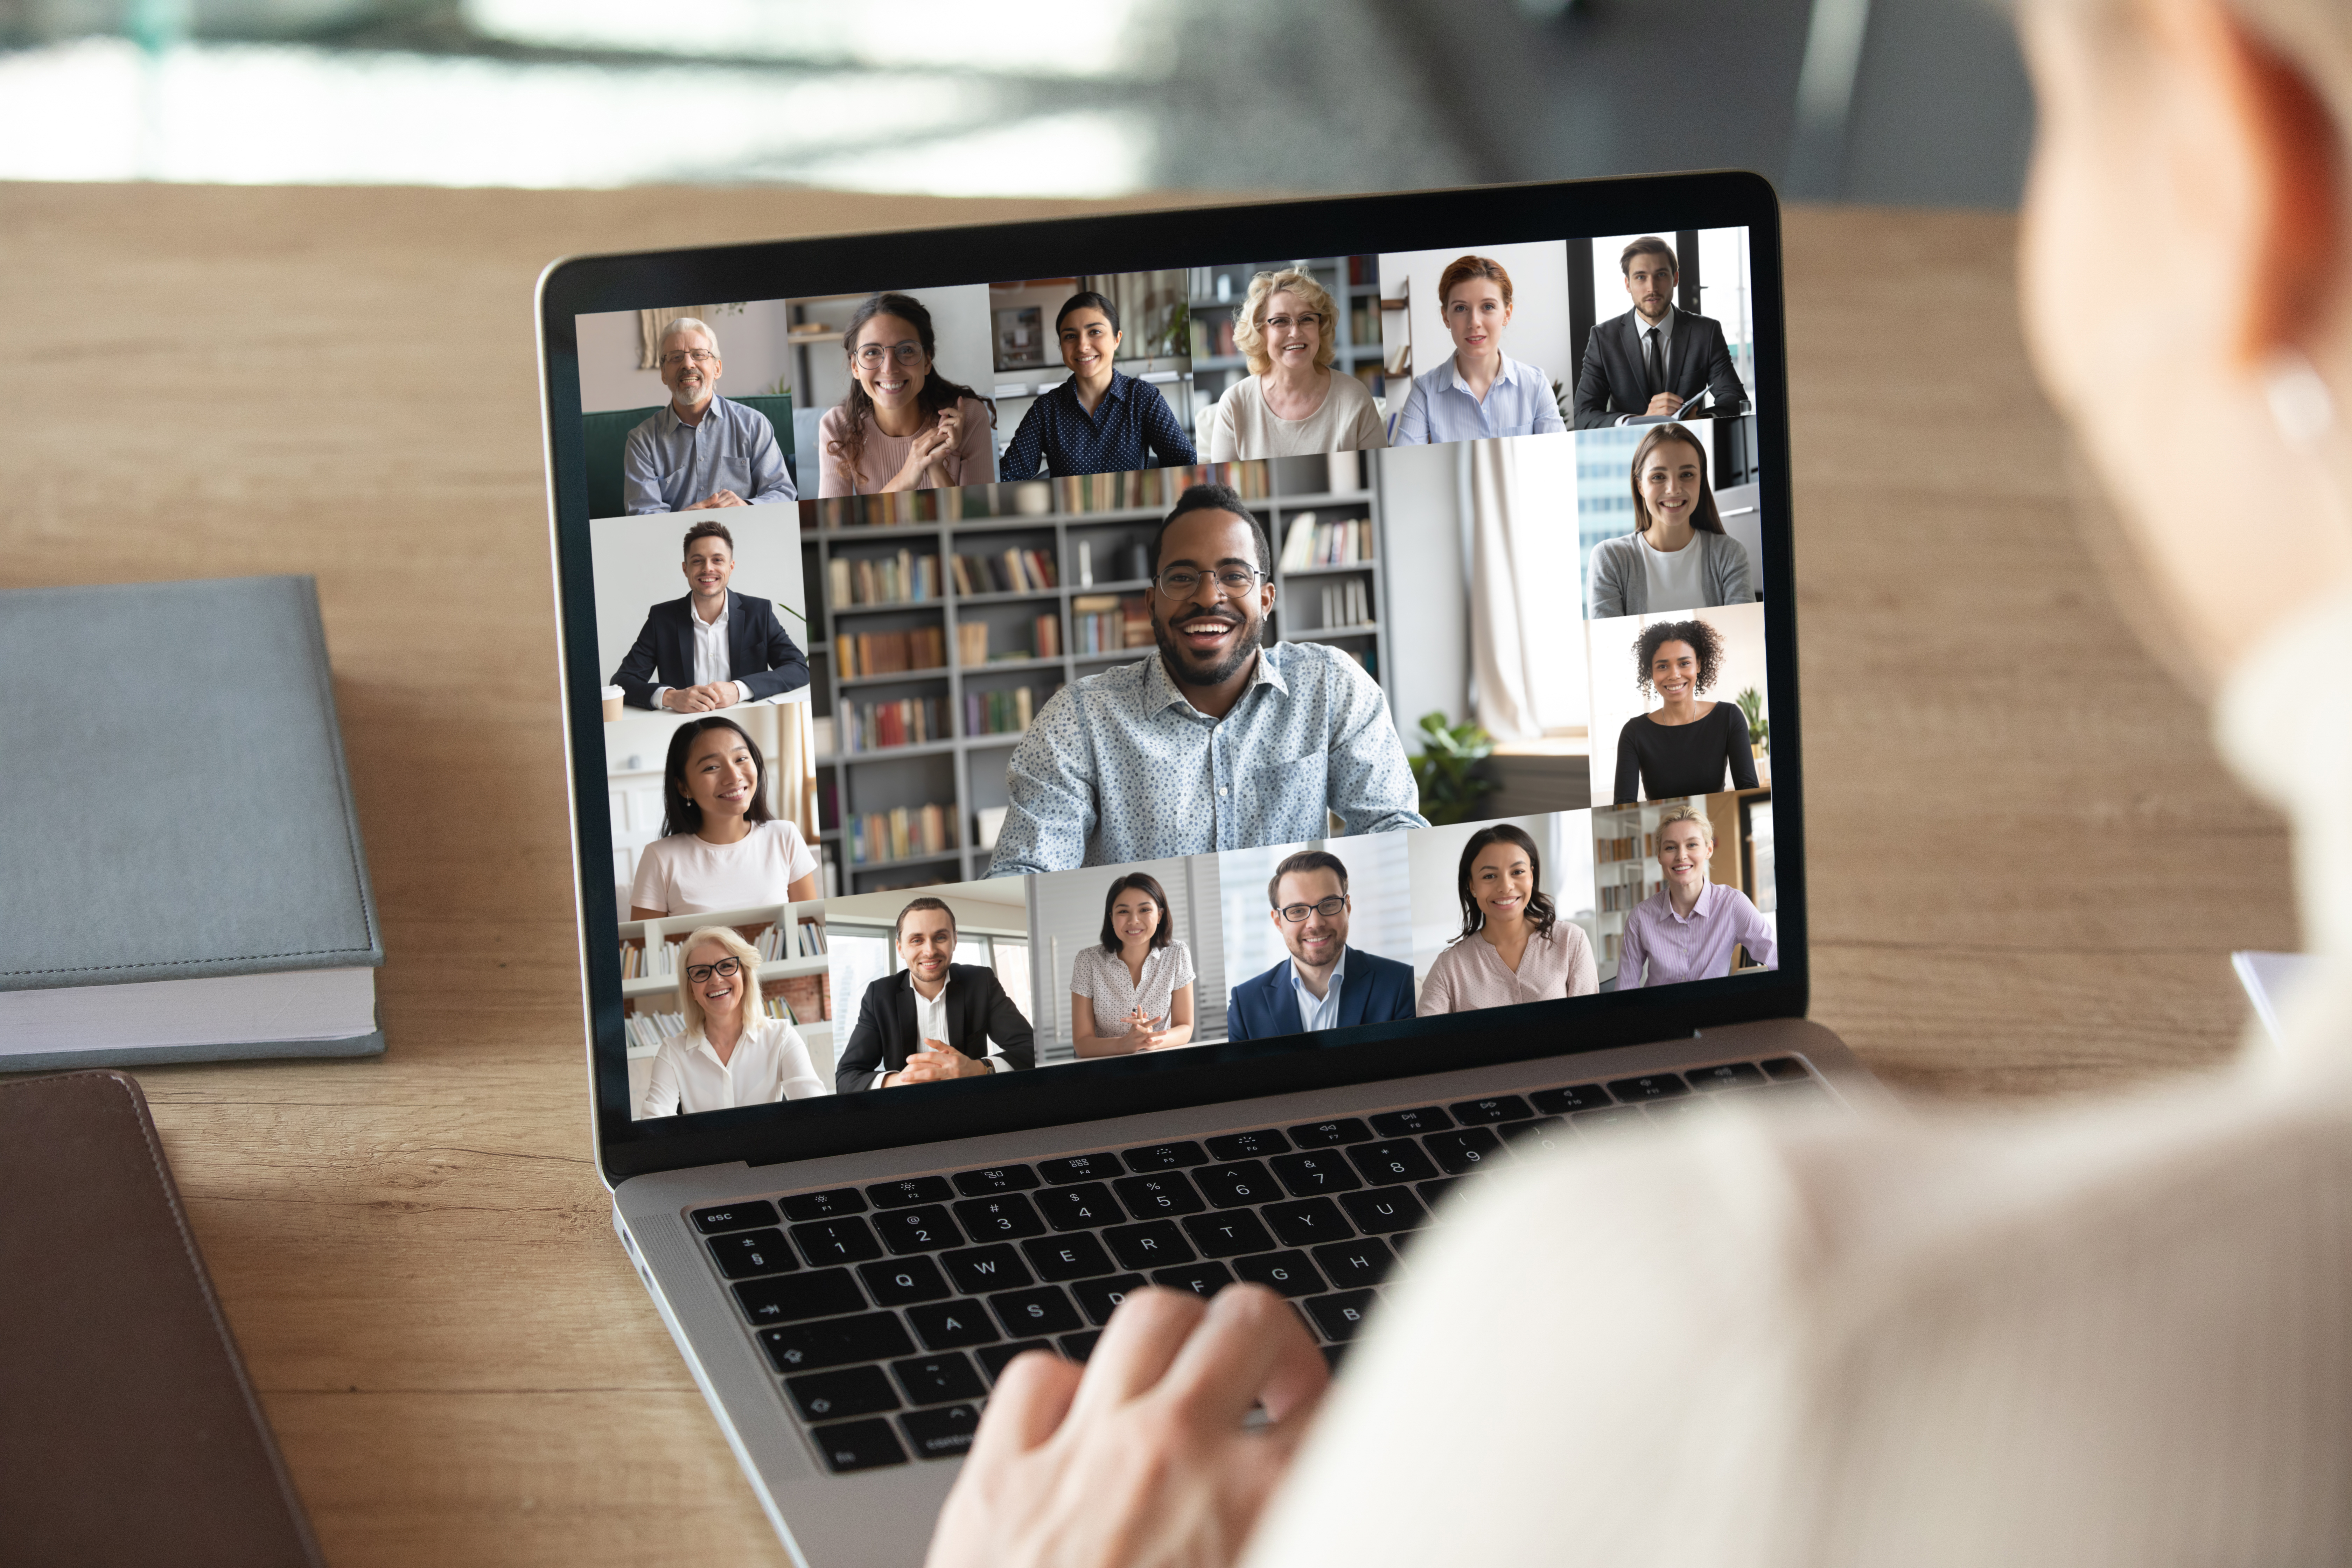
[970,1347,1082,1461]
[1067,1286,1208,1420]
[1158,1283,1329,1429]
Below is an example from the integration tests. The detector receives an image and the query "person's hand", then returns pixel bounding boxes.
[891,418,957,490]
[1645,391,1683,416]
[1134,1030,1189,1052]
[886,1041,986,1085]
[926,1285,1326,1568]
[663,682,733,713]
[685,488,746,509]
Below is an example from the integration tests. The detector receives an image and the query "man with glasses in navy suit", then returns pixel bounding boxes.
[1225,849,1418,1042]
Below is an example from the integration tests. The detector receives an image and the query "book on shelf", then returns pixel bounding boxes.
[829,551,941,608]
[957,621,989,664]
[1597,832,1656,862]
[842,695,951,751]
[965,685,1039,737]
[625,1010,684,1051]
[1281,513,1374,570]
[1319,580,1371,630]
[836,626,948,678]
[1348,254,1373,285]
[1034,612,1061,659]
[1071,595,1152,655]
[849,803,960,865]
[952,548,1058,595]
[805,464,1274,533]
[752,920,828,960]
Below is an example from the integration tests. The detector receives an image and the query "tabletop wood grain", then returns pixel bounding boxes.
[0,183,2295,1566]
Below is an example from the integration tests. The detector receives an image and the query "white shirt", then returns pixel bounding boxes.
[1637,529,1708,611]
[1245,586,2352,1568]
[651,590,754,710]
[1290,951,1346,1035]
[636,1015,825,1117]
[629,819,818,916]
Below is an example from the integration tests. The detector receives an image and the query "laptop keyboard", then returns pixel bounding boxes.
[685,1055,1832,1475]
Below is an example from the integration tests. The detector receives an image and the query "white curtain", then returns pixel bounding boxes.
[1467,438,1545,741]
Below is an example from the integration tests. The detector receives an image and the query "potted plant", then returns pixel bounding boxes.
[1410,712,1498,825]
[1735,687,1770,784]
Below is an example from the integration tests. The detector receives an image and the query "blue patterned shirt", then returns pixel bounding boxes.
[1390,353,1566,445]
[986,642,1427,876]
[621,394,796,514]
[997,371,1197,481]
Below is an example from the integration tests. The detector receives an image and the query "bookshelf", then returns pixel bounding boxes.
[617,899,834,1071]
[799,453,1391,893]
[1185,257,1386,417]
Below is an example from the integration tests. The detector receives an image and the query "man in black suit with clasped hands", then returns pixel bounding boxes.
[610,519,809,712]
[836,897,1036,1093]
[1573,235,1749,429]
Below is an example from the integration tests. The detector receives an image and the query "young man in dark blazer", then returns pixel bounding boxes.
[836,897,1037,1092]
[610,519,809,711]
[1225,849,1417,1042]
[1572,235,1750,429]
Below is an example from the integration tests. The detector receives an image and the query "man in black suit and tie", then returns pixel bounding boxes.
[836,897,1037,1092]
[610,519,808,712]
[1573,236,1750,429]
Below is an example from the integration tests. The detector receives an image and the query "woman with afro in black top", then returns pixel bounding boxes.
[1611,617,1758,803]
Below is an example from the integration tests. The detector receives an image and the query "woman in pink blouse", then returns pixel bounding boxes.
[816,292,997,497]
[1616,804,1775,989]
[1416,822,1597,1014]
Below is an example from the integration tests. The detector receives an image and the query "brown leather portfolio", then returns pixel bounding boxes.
[0,1070,323,1567]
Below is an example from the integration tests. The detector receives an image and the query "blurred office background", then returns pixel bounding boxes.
[0,0,2030,204]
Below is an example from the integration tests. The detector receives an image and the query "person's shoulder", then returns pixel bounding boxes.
[625,407,666,441]
[1591,532,1639,565]
[645,593,693,623]
[1351,946,1416,985]
[817,404,852,436]
[1066,657,1153,703]
[750,816,803,848]
[637,830,688,864]
[947,959,999,987]
[1327,370,1376,407]
[1216,373,1261,407]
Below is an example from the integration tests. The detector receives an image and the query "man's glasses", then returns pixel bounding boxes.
[1153,567,1263,599]
[855,342,927,369]
[684,957,743,984]
[1277,895,1348,923]
[660,348,717,368]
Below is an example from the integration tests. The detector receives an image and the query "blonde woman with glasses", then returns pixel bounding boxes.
[1200,268,1388,461]
[636,925,825,1117]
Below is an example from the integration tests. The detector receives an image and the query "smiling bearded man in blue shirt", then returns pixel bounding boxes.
[987,483,1427,876]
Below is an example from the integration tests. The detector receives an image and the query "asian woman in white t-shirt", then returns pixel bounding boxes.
[630,716,820,919]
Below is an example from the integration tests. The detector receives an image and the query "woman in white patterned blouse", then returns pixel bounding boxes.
[1416,822,1597,1015]
[1068,871,1197,1055]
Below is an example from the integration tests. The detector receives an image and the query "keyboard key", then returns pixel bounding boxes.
[1606,1074,1690,1102]
[692,1200,778,1234]
[906,1301,1000,1350]
[1182,1209,1277,1258]
[891,1351,986,1406]
[953,1193,1048,1241]
[1304,1290,1378,1341]
[1312,1238,1397,1289]
[811,1416,905,1473]
[1060,1329,1103,1362]
[1760,1078,1830,1107]
[1262,1197,1353,1248]
[1232,1249,1324,1297]
[1192,1160,1280,1209]
[1072,1273,1148,1325]
[874,1205,964,1255]
[858,1256,952,1307]
[734,1269,864,1325]
[1204,1127,1290,1160]
[1021,1232,1116,1282]
[1647,1097,1717,1126]
[1418,1175,1483,1212]
[941,1243,1034,1294]
[952,1164,1040,1196]
[1502,1116,1575,1154]
[1686,1061,1766,1091]
[1448,1095,1534,1124]
[1760,1056,1812,1082]
[783,1364,898,1423]
[1151,1262,1234,1298]
[1345,1140,1439,1186]
[900,1403,981,1459]
[1529,1084,1612,1115]
[1121,1140,1209,1172]
[1035,1183,1122,1231]
[1037,1153,1120,1185]
[1322,1344,1349,1372]
[869,1176,956,1209]
[761,1312,914,1373]
[1114,1171,1206,1220]
[977,1339,1054,1383]
[707,1229,799,1279]
[790,1217,882,1266]
[1104,1220,1195,1269]
[780,1187,867,1222]
[1339,1188,1427,1235]
[990,1284,1083,1337]
[1572,1106,1651,1135]
[1368,1106,1451,1138]
[1270,1150,1362,1197]
[1422,1127,1512,1175]
[1288,1118,1373,1147]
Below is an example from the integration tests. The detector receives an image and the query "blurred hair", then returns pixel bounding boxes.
[1267,849,1350,909]
[1232,268,1339,376]
[662,315,719,355]
[1629,424,1725,537]
[1099,872,1173,953]
[1056,289,1121,336]
[1150,483,1273,579]
[1437,254,1515,313]
[682,518,735,558]
[1654,803,1717,850]
[1633,618,1728,700]
[1620,236,1678,276]
[1449,822,1558,944]
[660,718,772,837]
[894,896,957,945]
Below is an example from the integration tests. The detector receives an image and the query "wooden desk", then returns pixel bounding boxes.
[0,186,2292,1565]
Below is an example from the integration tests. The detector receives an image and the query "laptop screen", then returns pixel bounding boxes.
[542,178,1800,1175]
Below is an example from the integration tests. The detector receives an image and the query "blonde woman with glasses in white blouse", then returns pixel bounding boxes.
[636,925,825,1117]
[1200,269,1388,461]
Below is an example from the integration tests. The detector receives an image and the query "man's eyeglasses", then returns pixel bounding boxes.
[660,348,717,368]
[1276,895,1348,923]
[855,342,927,369]
[1153,567,1263,599]
[684,957,743,984]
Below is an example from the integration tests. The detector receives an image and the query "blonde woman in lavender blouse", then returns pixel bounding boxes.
[1615,804,1776,989]
[1416,822,1596,1014]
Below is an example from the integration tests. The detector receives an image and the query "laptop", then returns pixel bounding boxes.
[536,172,1886,1565]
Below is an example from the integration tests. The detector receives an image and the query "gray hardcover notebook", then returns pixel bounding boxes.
[0,576,384,1071]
